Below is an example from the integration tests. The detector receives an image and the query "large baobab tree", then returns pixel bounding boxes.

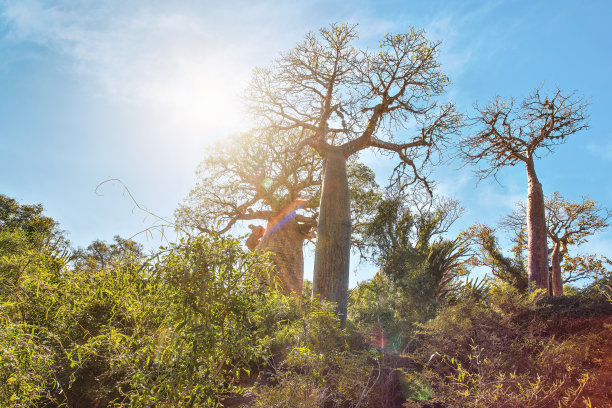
[502,192,610,296]
[248,24,460,323]
[176,128,379,295]
[175,129,320,295]
[461,88,588,293]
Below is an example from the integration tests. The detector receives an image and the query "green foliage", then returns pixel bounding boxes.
[0,200,71,406]
[399,371,433,402]
[67,235,275,407]
[582,271,612,302]
[3,193,611,407]
[1,195,59,243]
[1,220,278,407]
[348,273,418,353]
[0,194,70,261]
[250,291,344,356]
[348,192,474,355]
[363,193,468,320]
[0,210,385,407]
[250,292,380,408]
[72,235,144,271]
[346,161,381,251]
[0,323,59,407]
[253,347,378,408]
[461,223,529,293]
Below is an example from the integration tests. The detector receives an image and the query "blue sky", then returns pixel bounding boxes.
[1,0,611,285]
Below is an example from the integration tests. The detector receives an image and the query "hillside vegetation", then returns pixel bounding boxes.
[1,194,611,407]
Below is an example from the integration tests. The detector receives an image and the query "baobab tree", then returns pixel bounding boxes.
[175,129,320,294]
[501,192,610,295]
[461,88,588,292]
[176,128,379,295]
[248,24,460,323]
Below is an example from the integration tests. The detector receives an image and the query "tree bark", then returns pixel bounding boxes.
[550,240,563,296]
[313,149,351,326]
[256,217,306,296]
[526,157,549,293]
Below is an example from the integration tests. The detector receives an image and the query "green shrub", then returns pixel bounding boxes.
[249,292,380,408]
[68,235,275,407]
[0,323,60,407]
[348,273,419,353]
[1,232,278,407]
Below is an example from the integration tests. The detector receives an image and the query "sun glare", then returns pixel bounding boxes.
[139,57,249,140]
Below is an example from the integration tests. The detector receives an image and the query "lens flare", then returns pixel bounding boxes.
[266,198,307,234]
[262,177,273,190]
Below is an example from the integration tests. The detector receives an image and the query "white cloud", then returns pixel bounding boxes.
[0,0,324,137]
[1,0,492,138]
[587,140,612,161]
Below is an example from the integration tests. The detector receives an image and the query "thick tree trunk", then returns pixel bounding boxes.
[313,150,351,326]
[256,217,305,295]
[550,241,563,296]
[526,157,549,293]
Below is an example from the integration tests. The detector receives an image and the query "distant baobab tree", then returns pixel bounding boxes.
[175,128,320,295]
[461,87,589,292]
[501,192,610,295]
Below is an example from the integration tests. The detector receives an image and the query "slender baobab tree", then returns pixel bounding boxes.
[502,192,610,295]
[461,88,588,292]
[248,24,460,322]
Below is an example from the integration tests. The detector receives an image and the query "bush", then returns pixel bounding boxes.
[67,235,275,407]
[348,273,420,353]
[405,283,612,407]
[0,323,60,407]
[1,233,277,407]
[250,293,381,408]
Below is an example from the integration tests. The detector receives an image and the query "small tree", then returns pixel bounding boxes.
[248,24,460,322]
[563,253,611,289]
[460,88,588,292]
[0,194,69,254]
[72,235,144,271]
[0,194,71,276]
[363,189,469,319]
[460,223,528,293]
[502,192,610,295]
